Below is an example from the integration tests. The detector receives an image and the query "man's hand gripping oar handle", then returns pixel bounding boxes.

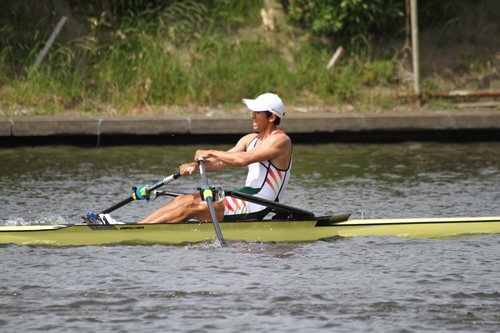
[198,158,227,247]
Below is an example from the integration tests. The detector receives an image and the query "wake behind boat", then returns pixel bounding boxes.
[1,215,500,246]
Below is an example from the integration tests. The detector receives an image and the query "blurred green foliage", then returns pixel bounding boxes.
[0,0,491,115]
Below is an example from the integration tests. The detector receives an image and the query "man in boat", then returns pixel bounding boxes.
[137,93,292,224]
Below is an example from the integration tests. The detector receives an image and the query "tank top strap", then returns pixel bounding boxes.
[248,135,260,149]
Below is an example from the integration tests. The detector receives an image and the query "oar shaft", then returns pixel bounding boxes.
[154,188,314,219]
[225,190,315,218]
[100,196,134,214]
[198,158,227,247]
[99,171,182,215]
[149,172,182,191]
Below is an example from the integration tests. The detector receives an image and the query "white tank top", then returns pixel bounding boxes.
[244,130,292,202]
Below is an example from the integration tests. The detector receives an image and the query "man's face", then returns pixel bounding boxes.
[251,111,271,132]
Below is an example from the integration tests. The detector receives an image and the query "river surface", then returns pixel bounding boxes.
[1,143,500,332]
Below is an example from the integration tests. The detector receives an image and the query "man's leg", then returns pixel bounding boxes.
[137,193,225,224]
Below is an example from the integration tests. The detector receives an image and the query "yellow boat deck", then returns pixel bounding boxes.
[1,215,500,246]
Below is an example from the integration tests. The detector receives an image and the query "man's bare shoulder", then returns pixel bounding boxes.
[228,133,258,152]
[243,132,259,139]
[238,133,259,144]
[268,131,292,146]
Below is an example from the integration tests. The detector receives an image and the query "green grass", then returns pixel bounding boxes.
[0,0,496,116]
[0,36,424,116]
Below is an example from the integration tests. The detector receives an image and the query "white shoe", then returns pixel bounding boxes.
[99,213,124,224]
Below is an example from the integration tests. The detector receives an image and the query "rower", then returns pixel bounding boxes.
[136,93,293,224]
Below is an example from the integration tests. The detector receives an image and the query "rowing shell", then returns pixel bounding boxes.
[1,215,500,246]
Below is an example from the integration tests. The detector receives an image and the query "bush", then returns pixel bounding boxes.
[285,0,405,38]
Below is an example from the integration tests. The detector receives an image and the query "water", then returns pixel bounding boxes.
[1,143,500,332]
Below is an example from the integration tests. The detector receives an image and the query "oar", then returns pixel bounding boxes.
[86,171,183,221]
[198,158,227,247]
[225,190,315,219]
[153,189,315,219]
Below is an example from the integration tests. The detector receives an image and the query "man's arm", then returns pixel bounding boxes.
[195,133,291,169]
[179,133,255,174]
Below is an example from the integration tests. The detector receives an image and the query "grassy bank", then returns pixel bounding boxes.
[0,1,498,117]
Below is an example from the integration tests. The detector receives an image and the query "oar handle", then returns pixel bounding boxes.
[198,158,227,247]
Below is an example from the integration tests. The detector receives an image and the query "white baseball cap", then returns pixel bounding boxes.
[242,93,285,118]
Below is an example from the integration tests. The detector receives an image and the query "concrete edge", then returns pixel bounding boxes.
[1,111,500,137]
[0,118,12,136]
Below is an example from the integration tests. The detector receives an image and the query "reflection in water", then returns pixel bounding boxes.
[1,143,499,224]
